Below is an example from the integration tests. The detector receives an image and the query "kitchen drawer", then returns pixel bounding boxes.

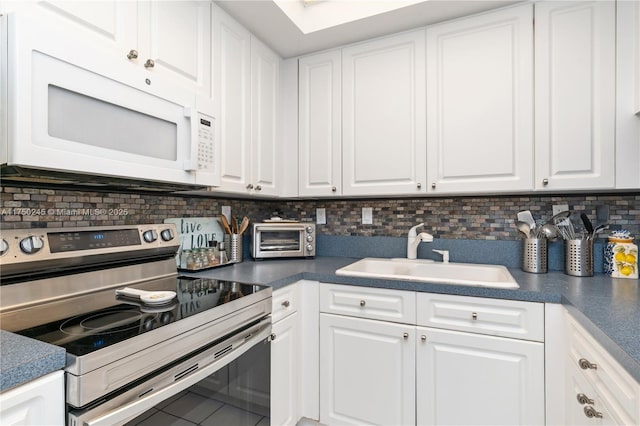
[320,283,416,324]
[567,314,640,425]
[272,284,299,323]
[416,293,544,342]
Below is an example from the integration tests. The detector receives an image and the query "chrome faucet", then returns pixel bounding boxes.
[407,223,434,259]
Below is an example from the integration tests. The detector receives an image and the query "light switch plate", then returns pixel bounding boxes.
[362,207,373,225]
[221,206,231,221]
[316,208,326,225]
[553,204,569,216]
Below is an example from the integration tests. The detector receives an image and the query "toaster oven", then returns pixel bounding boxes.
[251,222,315,259]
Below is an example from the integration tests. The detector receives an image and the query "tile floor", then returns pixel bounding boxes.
[125,389,269,426]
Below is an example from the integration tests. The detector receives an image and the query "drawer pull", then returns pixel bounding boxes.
[281,300,290,308]
[583,406,603,419]
[577,393,594,405]
[403,333,409,339]
[360,300,366,307]
[578,358,598,370]
[421,335,427,341]
[270,333,277,341]
[471,312,478,320]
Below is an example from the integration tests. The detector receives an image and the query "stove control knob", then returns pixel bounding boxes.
[160,229,174,241]
[0,239,9,256]
[142,230,158,243]
[19,236,44,254]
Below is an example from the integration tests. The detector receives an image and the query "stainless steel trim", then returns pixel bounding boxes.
[66,295,271,407]
[68,318,271,426]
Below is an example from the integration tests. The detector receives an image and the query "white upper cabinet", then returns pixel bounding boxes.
[534,1,616,191]
[299,50,342,197]
[426,4,534,194]
[615,0,640,189]
[342,30,427,196]
[213,5,281,196]
[136,1,211,97]
[32,1,211,97]
[250,36,280,196]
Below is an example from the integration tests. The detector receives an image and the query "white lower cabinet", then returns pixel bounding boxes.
[320,313,416,426]
[416,326,545,426]
[318,284,546,426]
[271,311,300,426]
[0,370,64,425]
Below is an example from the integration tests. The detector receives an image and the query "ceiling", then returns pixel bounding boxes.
[214,0,522,58]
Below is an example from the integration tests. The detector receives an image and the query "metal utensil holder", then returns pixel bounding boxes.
[522,238,548,273]
[224,234,243,263]
[565,239,593,277]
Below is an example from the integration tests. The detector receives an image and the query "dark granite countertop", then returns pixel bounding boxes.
[187,256,640,383]
[3,256,637,392]
[0,330,66,392]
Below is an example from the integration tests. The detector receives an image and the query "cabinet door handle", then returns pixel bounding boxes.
[583,406,603,419]
[431,182,436,189]
[403,333,409,339]
[246,184,254,190]
[578,358,597,370]
[421,335,427,341]
[471,312,478,320]
[270,333,277,341]
[331,186,337,192]
[577,393,594,405]
[359,300,366,307]
[281,300,290,308]
[144,59,155,69]
[127,49,138,60]
[255,185,262,191]
[542,178,549,186]
[417,183,422,189]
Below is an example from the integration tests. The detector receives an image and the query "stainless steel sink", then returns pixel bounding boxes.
[336,258,519,289]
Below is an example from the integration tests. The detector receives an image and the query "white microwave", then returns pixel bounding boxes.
[0,12,218,189]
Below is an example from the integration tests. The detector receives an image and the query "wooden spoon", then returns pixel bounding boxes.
[220,215,232,235]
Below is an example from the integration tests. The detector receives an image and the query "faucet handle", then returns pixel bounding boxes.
[433,249,449,263]
[408,223,425,237]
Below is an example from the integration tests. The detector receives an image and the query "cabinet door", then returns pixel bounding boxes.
[426,4,533,194]
[138,1,211,97]
[299,50,342,197]
[272,312,300,426]
[213,5,252,193]
[250,36,280,196]
[0,371,65,425]
[615,0,640,189]
[416,326,544,426]
[320,314,415,426]
[534,1,616,190]
[342,30,427,196]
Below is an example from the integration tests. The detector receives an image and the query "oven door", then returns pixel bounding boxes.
[5,11,218,187]
[68,318,271,426]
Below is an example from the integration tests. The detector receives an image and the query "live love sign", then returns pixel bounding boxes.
[163,217,223,252]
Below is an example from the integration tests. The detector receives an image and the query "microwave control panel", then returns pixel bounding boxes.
[197,114,215,172]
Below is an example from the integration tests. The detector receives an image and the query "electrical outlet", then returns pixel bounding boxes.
[316,208,326,225]
[553,204,569,216]
[221,206,231,221]
[362,207,373,225]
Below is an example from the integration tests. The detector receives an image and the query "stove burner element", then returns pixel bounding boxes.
[61,308,144,336]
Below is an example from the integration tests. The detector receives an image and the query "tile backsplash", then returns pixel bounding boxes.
[1,186,639,240]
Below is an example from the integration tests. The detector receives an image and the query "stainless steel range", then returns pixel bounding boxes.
[0,224,272,426]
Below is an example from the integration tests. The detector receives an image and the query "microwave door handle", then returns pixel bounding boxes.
[183,105,197,172]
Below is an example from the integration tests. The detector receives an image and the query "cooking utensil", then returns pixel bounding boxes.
[238,216,250,235]
[540,223,559,241]
[548,210,570,225]
[517,210,536,234]
[516,220,531,238]
[580,213,594,237]
[231,215,238,234]
[115,287,177,305]
[220,215,233,235]
[556,217,576,240]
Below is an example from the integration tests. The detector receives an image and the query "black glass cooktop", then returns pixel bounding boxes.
[15,277,268,357]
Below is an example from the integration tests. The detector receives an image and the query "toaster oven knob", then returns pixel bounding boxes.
[0,239,9,256]
[306,244,314,252]
[143,230,158,243]
[306,235,314,242]
[19,236,44,254]
[160,229,174,241]
[306,226,314,234]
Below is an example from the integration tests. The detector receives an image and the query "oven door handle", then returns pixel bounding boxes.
[81,318,271,426]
